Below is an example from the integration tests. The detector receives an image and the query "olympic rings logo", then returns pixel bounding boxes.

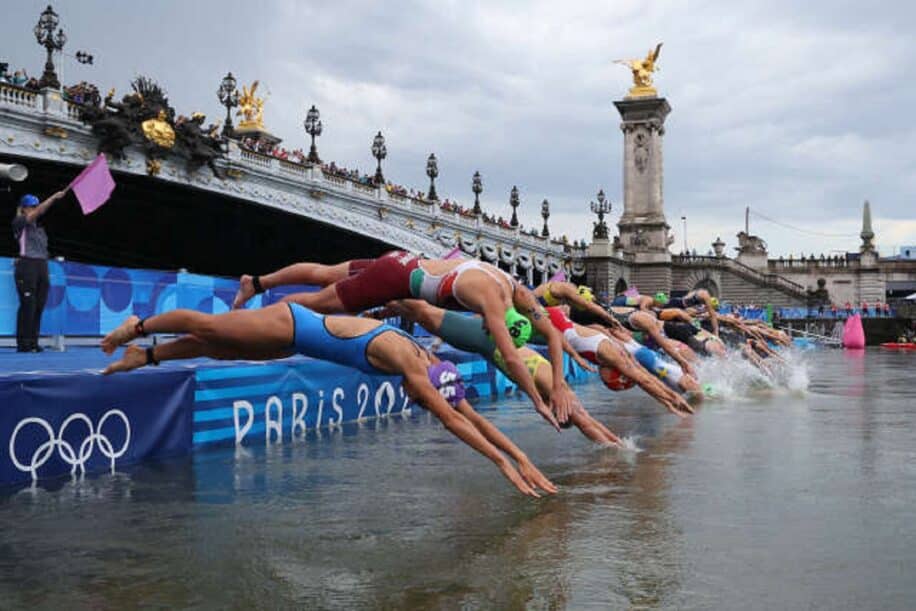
[8,410,131,481]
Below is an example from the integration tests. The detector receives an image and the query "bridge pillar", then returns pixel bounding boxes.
[613,96,672,261]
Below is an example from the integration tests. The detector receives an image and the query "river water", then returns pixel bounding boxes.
[1,349,914,609]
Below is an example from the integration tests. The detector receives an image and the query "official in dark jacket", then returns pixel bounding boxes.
[11,189,66,352]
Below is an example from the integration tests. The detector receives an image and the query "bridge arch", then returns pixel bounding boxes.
[613,277,628,295]
[682,270,720,297]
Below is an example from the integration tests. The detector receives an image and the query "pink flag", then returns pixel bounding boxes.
[548,270,567,283]
[70,154,115,215]
[443,246,464,260]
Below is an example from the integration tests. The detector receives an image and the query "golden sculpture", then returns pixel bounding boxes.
[615,43,663,98]
[141,110,176,148]
[236,80,266,131]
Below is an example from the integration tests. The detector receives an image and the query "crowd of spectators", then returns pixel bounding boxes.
[0,65,40,90]
[320,161,375,185]
[815,301,893,318]
[62,81,101,105]
[239,137,308,165]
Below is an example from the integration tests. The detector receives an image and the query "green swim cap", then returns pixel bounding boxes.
[504,307,532,348]
[654,292,669,305]
[702,383,717,397]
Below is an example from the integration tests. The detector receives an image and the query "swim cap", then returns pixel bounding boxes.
[599,366,637,391]
[19,194,39,208]
[702,383,717,398]
[710,297,720,310]
[654,292,669,306]
[577,285,595,303]
[427,361,466,407]
[504,307,532,347]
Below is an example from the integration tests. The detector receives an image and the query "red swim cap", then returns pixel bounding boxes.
[600,366,636,391]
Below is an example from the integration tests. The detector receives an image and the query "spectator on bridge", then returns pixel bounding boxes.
[861,301,869,316]
[831,303,838,318]
[11,188,68,352]
[883,302,891,317]
[11,70,27,87]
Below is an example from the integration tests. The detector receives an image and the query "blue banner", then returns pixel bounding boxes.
[1,369,194,486]
[193,358,411,448]
[0,256,320,337]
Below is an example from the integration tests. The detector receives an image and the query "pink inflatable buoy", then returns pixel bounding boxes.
[842,314,866,349]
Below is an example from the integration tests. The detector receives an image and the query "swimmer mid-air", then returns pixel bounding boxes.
[231,251,579,428]
[382,299,623,444]
[101,303,557,498]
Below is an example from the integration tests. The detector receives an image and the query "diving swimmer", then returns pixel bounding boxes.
[231,252,580,427]
[100,304,557,498]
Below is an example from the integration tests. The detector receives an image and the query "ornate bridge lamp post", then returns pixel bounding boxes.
[371,131,387,185]
[590,189,611,239]
[217,72,239,137]
[472,171,483,216]
[34,5,67,89]
[304,105,322,163]
[541,199,550,237]
[509,186,520,228]
[426,154,439,200]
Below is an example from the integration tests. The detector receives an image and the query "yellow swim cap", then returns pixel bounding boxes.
[577,285,594,303]
[710,297,720,310]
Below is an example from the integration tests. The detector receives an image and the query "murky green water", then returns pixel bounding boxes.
[1,350,915,609]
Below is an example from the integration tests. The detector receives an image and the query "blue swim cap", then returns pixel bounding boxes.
[19,194,39,208]
[427,361,466,407]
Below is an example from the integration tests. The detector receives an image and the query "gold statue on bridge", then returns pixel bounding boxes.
[236,80,266,131]
[615,43,662,98]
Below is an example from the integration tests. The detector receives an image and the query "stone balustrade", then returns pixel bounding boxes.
[0,85,579,273]
[0,84,39,109]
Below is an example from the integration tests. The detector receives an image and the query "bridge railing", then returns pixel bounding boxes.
[0,83,39,110]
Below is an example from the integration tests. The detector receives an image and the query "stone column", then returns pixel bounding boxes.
[614,96,672,263]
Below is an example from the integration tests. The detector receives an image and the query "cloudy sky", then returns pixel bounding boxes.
[3,0,915,256]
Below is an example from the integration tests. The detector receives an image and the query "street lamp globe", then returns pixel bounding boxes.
[304,104,323,163]
[371,131,387,185]
[471,171,483,216]
[426,153,438,201]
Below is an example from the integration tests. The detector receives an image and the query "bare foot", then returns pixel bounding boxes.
[104,345,148,375]
[101,315,140,354]
[232,275,255,309]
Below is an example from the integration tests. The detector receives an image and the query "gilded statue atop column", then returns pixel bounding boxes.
[236,80,266,130]
[615,43,662,98]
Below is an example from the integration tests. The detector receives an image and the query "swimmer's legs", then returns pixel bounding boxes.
[233,261,353,309]
[280,284,349,314]
[104,335,293,374]
[102,303,294,354]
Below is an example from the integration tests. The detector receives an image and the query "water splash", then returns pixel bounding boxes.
[617,435,642,453]
[693,347,810,400]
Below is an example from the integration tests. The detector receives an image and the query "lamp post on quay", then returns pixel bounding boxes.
[304,105,322,163]
[371,131,387,186]
[217,72,239,138]
[426,154,439,201]
[472,171,483,216]
[509,186,520,228]
[590,189,611,240]
[541,199,550,237]
[34,5,67,89]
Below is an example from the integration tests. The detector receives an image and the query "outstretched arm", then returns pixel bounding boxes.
[402,371,544,498]
[514,287,578,424]
[483,297,560,431]
[454,400,557,494]
[23,189,67,223]
[635,314,696,377]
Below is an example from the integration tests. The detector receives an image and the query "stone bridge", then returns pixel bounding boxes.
[0,84,584,282]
